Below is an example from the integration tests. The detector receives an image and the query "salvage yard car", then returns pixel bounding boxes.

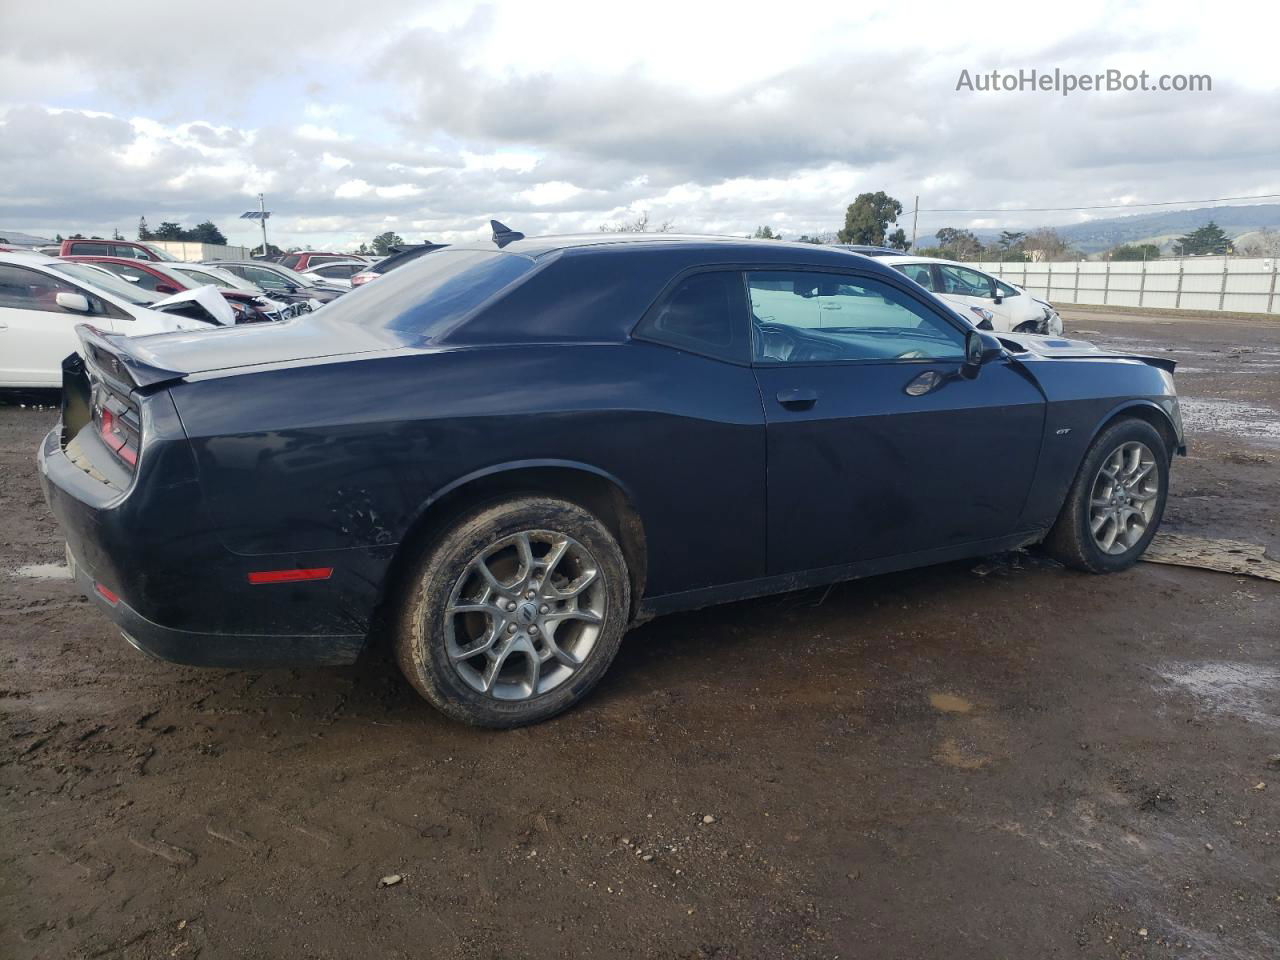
[39,230,1184,727]
[879,254,1063,335]
[1,252,221,387]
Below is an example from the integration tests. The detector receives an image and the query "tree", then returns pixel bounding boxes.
[1238,228,1280,257]
[599,210,674,233]
[153,221,185,240]
[752,225,780,240]
[796,231,836,245]
[837,191,903,245]
[55,233,64,242]
[369,231,405,256]
[190,220,228,245]
[886,228,910,251]
[998,230,1026,253]
[1173,221,1234,256]
[138,217,152,240]
[934,227,982,260]
[1024,228,1072,261]
[1109,243,1161,261]
[251,243,283,258]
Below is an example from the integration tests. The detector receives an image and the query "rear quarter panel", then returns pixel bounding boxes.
[170,342,767,597]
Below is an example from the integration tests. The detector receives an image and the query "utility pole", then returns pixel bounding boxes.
[911,195,919,249]
[258,193,269,256]
[239,196,272,257]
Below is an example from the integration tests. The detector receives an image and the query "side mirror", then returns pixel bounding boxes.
[993,293,1003,305]
[962,329,1002,378]
[55,292,91,313]
[155,283,179,295]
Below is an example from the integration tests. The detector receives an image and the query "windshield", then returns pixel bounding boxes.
[173,264,258,291]
[47,262,159,305]
[318,249,536,338]
[140,243,178,261]
[265,263,319,286]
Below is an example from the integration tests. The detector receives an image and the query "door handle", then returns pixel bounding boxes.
[776,388,818,410]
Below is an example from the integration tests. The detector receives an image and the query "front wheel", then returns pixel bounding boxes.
[1042,418,1169,573]
[395,496,631,727]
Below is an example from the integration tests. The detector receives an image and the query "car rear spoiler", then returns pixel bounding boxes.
[75,325,188,390]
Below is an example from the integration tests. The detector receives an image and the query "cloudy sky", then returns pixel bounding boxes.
[1,0,1277,250]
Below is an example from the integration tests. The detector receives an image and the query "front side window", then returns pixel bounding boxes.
[238,266,291,290]
[748,271,965,363]
[936,264,995,298]
[996,279,1020,298]
[0,265,81,313]
[891,262,936,291]
[98,262,163,291]
[279,254,303,270]
[634,271,747,363]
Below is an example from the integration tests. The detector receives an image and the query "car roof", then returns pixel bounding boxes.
[872,254,988,269]
[0,250,64,268]
[443,232,896,271]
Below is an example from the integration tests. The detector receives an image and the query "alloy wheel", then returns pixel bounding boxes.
[444,530,606,700]
[1088,441,1160,555]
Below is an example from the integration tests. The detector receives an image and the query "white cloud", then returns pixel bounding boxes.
[1,2,1278,248]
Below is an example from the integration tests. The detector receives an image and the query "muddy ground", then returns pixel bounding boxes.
[2,311,1278,960]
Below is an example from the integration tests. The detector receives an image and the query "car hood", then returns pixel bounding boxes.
[121,314,410,381]
[998,332,1176,373]
[150,285,236,326]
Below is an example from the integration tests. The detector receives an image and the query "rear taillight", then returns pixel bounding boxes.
[92,384,141,470]
[350,272,375,286]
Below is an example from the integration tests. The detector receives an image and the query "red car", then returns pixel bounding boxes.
[58,238,177,261]
[277,251,368,272]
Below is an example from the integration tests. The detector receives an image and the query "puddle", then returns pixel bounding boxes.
[1158,661,1280,728]
[1179,397,1280,445]
[929,692,974,714]
[11,563,71,580]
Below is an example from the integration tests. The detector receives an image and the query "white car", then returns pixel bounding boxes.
[870,254,1063,335]
[298,259,368,289]
[0,252,221,388]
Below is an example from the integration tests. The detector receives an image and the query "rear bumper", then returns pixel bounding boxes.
[40,426,371,667]
[67,546,364,667]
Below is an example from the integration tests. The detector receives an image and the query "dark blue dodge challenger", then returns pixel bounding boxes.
[40,229,1184,726]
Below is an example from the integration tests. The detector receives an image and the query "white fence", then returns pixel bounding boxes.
[148,240,253,262]
[973,256,1280,315]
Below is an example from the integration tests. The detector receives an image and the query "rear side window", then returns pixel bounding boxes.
[322,249,536,340]
[634,271,748,363]
[279,254,302,270]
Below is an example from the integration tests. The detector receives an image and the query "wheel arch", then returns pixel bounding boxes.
[374,460,649,635]
[1088,400,1181,463]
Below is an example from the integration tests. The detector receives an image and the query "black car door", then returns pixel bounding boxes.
[748,268,1045,575]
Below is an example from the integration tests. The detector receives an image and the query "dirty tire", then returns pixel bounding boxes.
[395,496,630,728]
[1042,418,1169,573]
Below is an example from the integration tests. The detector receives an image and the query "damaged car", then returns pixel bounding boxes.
[39,229,1183,726]
[879,255,1063,335]
[1,252,224,388]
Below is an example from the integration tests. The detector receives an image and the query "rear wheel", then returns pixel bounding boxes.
[1042,418,1169,573]
[395,496,630,727]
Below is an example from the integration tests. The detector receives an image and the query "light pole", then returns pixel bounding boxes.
[239,194,272,257]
